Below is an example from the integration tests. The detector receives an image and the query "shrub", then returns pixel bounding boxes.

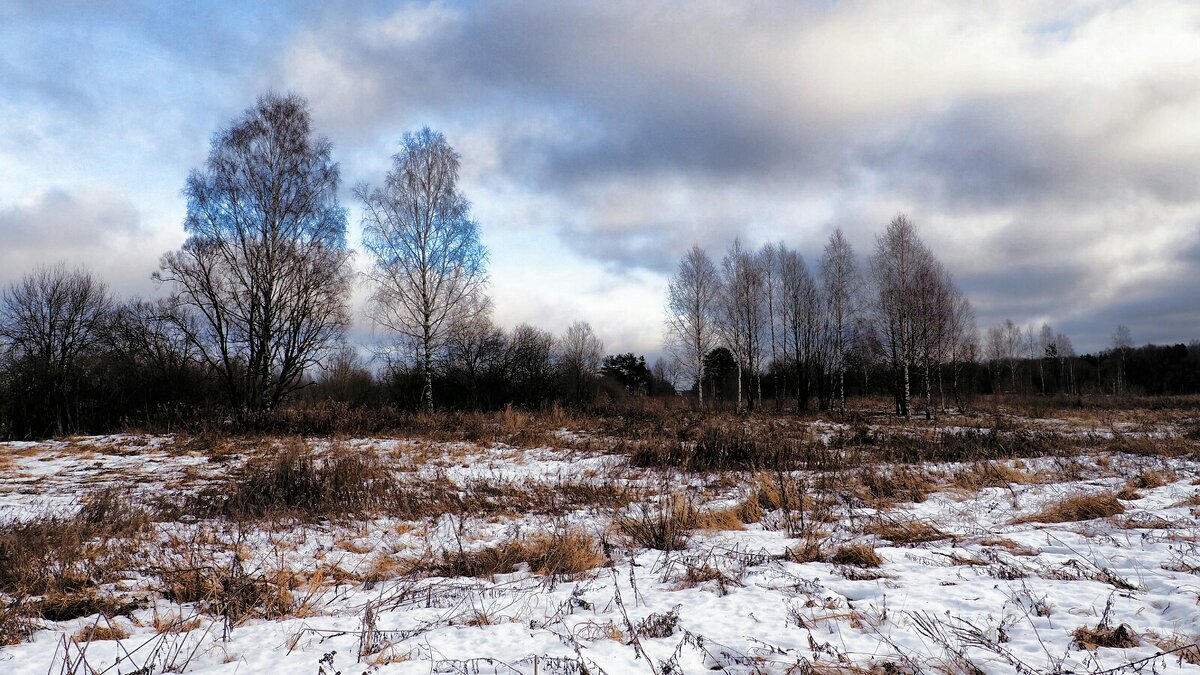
[0,599,36,646]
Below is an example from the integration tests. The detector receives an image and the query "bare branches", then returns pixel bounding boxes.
[156,92,352,412]
[664,246,720,406]
[0,264,112,435]
[358,127,488,413]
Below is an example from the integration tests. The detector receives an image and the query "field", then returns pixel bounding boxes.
[2,404,1200,674]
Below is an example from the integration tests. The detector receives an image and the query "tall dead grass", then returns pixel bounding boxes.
[1016,492,1126,524]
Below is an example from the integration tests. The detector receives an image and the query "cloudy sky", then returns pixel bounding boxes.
[3,1,1199,356]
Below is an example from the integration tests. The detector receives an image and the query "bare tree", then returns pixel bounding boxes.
[506,323,555,406]
[717,239,765,411]
[156,92,352,412]
[443,295,505,408]
[0,264,112,434]
[358,127,488,413]
[819,229,860,415]
[947,293,977,412]
[870,215,934,417]
[1037,323,1055,394]
[1055,332,1076,395]
[1112,324,1133,395]
[759,243,781,406]
[776,244,822,411]
[984,319,1023,393]
[911,258,961,419]
[106,298,197,376]
[664,245,720,407]
[556,321,604,404]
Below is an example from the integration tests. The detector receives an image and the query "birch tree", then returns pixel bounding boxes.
[819,229,860,415]
[358,127,488,413]
[1112,324,1132,395]
[870,215,931,417]
[717,239,765,411]
[776,245,821,411]
[156,92,352,412]
[665,245,720,406]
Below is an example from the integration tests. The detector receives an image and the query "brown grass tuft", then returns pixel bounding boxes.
[73,622,129,642]
[694,506,746,531]
[831,543,883,568]
[1017,492,1126,524]
[207,439,398,519]
[1127,470,1172,490]
[951,461,1031,490]
[438,528,605,578]
[858,466,934,505]
[863,518,949,545]
[1072,622,1140,650]
[617,496,695,551]
[38,592,139,622]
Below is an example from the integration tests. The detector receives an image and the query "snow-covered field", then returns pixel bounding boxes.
[2,420,1200,674]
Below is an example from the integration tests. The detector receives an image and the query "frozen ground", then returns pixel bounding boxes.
[2,426,1200,674]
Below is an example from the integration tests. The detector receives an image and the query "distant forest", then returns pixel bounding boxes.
[2,93,1198,439]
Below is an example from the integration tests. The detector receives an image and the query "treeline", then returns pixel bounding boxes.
[665,216,975,418]
[977,319,1200,397]
[0,270,668,438]
[2,91,1199,438]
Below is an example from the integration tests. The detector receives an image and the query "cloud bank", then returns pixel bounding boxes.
[3,1,1200,353]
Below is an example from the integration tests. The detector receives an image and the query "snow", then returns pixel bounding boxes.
[3,427,1200,673]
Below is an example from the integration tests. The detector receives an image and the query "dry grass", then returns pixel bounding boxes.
[1113,465,1177,502]
[617,496,695,551]
[863,518,950,545]
[785,532,827,563]
[950,461,1032,490]
[831,543,883,568]
[1174,493,1200,507]
[972,537,1039,556]
[73,622,129,642]
[0,488,151,599]
[857,465,934,505]
[1072,622,1140,649]
[693,505,746,530]
[1017,492,1126,524]
[203,439,399,519]
[0,599,37,646]
[38,592,139,621]
[437,528,605,578]
[1146,632,1200,665]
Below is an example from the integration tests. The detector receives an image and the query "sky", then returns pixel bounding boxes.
[2,0,1200,357]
